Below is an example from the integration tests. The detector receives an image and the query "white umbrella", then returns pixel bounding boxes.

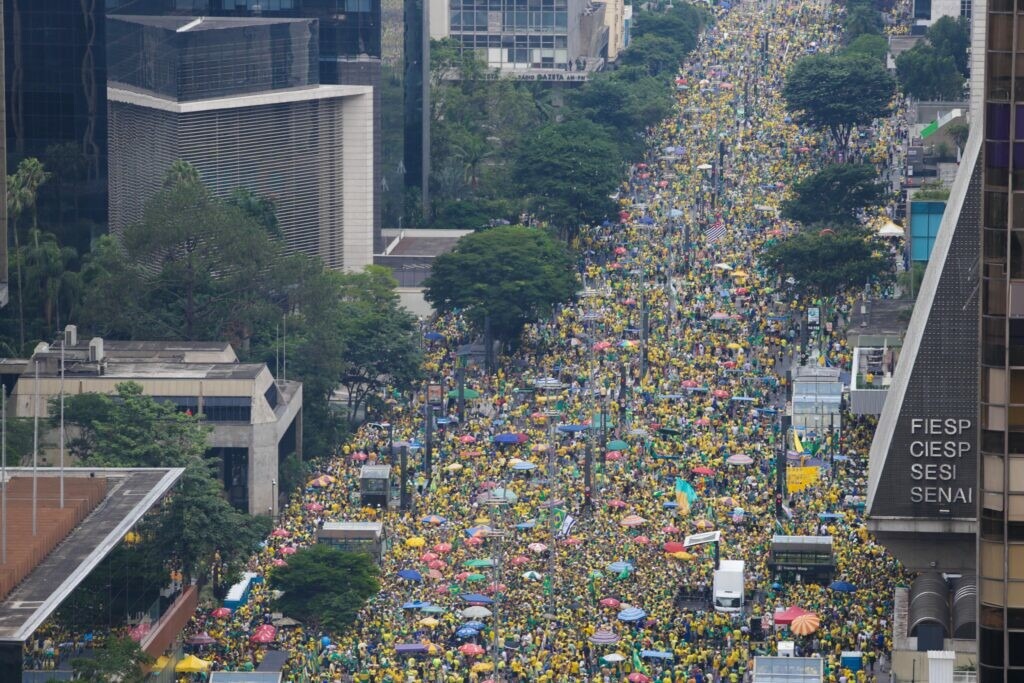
[713,263,733,271]
[461,606,493,619]
[878,221,904,238]
[602,653,627,663]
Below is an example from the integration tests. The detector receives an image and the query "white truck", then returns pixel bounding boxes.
[713,560,745,613]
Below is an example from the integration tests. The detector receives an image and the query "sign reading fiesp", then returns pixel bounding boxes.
[909,418,973,505]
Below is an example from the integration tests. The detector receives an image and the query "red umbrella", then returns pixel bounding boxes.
[433,543,452,553]
[632,535,651,545]
[609,499,628,509]
[511,555,531,566]
[663,541,686,553]
[658,180,669,188]
[774,606,812,626]
[695,417,711,427]
[614,246,627,255]
[459,643,485,656]
[271,528,291,538]
[693,466,715,475]
[662,525,681,534]
[460,435,477,444]
[681,380,699,388]
[211,607,231,618]
[465,536,484,546]
[713,389,730,399]
[722,361,737,369]
[599,597,621,607]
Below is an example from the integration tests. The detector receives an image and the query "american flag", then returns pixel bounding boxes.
[705,220,727,243]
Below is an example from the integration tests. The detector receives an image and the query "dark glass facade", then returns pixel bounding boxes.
[980,1,1024,679]
[4,0,108,235]
[107,15,318,100]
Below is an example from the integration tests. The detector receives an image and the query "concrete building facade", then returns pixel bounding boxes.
[106,15,374,271]
[10,329,302,517]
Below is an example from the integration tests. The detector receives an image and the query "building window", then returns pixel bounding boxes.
[202,396,252,422]
[152,395,199,415]
[264,383,279,410]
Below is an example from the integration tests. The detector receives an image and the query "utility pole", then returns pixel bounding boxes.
[456,363,466,423]
[423,403,434,479]
[399,445,411,511]
[584,440,593,509]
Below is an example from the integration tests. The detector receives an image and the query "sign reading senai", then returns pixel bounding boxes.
[909,418,973,505]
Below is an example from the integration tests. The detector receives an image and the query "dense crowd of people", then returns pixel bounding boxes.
[171,0,914,680]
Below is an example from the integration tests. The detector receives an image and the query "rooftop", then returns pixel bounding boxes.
[0,468,184,643]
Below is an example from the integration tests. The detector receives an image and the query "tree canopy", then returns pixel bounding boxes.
[927,15,970,76]
[511,120,623,238]
[762,226,892,296]
[71,636,152,683]
[424,226,578,343]
[782,163,886,225]
[842,33,888,63]
[270,544,380,632]
[895,42,965,101]
[783,53,895,153]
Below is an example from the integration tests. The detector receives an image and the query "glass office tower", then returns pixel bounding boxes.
[978,0,1024,678]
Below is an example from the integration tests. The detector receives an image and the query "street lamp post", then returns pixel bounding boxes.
[483,499,508,680]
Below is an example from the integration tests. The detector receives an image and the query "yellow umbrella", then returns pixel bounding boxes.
[670,551,695,561]
[730,269,748,278]
[445,463,464,471]
[472,662,495,673]
[726,342,743,350]
[151,655,169,671]
[405,536,427,548]
[175,654,211,673]
[418,617,440,628]
[790,613,821,636]
[474,516,491,525]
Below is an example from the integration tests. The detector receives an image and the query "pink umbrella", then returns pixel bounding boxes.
[459,643,485,656]
[632,535,651,545]
[692,466,715,475]
[528,542,548,553]
[599,597,621,608]
[211,607,232,618]
[129,623,150,642]
[614,246,627,255]
[352,451,368,462]
[663,541,686,553]
[562,536,583,546]
[465,536,484,546]
[485,582,508,594]
[628,674,651,683]
[608,499,628,509]
[460,435,477,444]
[436,585,450,594]
[271,528,291,538]
[511,555,531,566]
[606,451,623,461]
[433,543,452,553]
[281,546,297,555]
[479,481,498,490]
[695,417,711,427]
[272,558,288,567]
[456,572,471,581]
[662,525,681,534]
[682,379,699,388]
[619,514,647,528]
[427,569,444,580]
[429,559,446,570]
[420,552,439,562]
[303,502,324,512]
[713,389,730,399]
[250,629,275,644]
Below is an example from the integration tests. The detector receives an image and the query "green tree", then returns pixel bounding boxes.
[762,226,892,296]
[842,33,889,63]
[423,226,578,344]
[946,121,970,149]
[618,34,688,77]
[16,229,80,336]
[927,15,970,76]
[270,544,380,632]
[844,6,882,42]
[289,266,423,432]
[512,120,622,238]
[782,164,886,225]
[895,42,965,100]
[79,162,291,351]
[783,53,895,153]
[227,187,281,238]
[71,636,152,683]
[7,157,51,351]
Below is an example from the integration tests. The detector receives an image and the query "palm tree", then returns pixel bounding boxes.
[8,157,51,350]
[451,134,494,191]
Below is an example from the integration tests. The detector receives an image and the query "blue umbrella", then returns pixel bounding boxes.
[321,636,332,647]
[398,569,423,582]
[465,525,493,538]
[829,580,857,593]
[493,433,523,444]
[459,593,494,604]
[663,501,679,509]
[641,650,674,660]
[617,607,647,622]
[512,461,537,471]
[461,621,487,631]
[607,561,634,573]
[455,627,480,638]
[771,582,782,590]
[818,512,843,520]
[402,600,431,609]
[424,332,445,341]
[396,644,428,655]
[639,216,655,225]
[557,424,588,433]
[516,520,536,530]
